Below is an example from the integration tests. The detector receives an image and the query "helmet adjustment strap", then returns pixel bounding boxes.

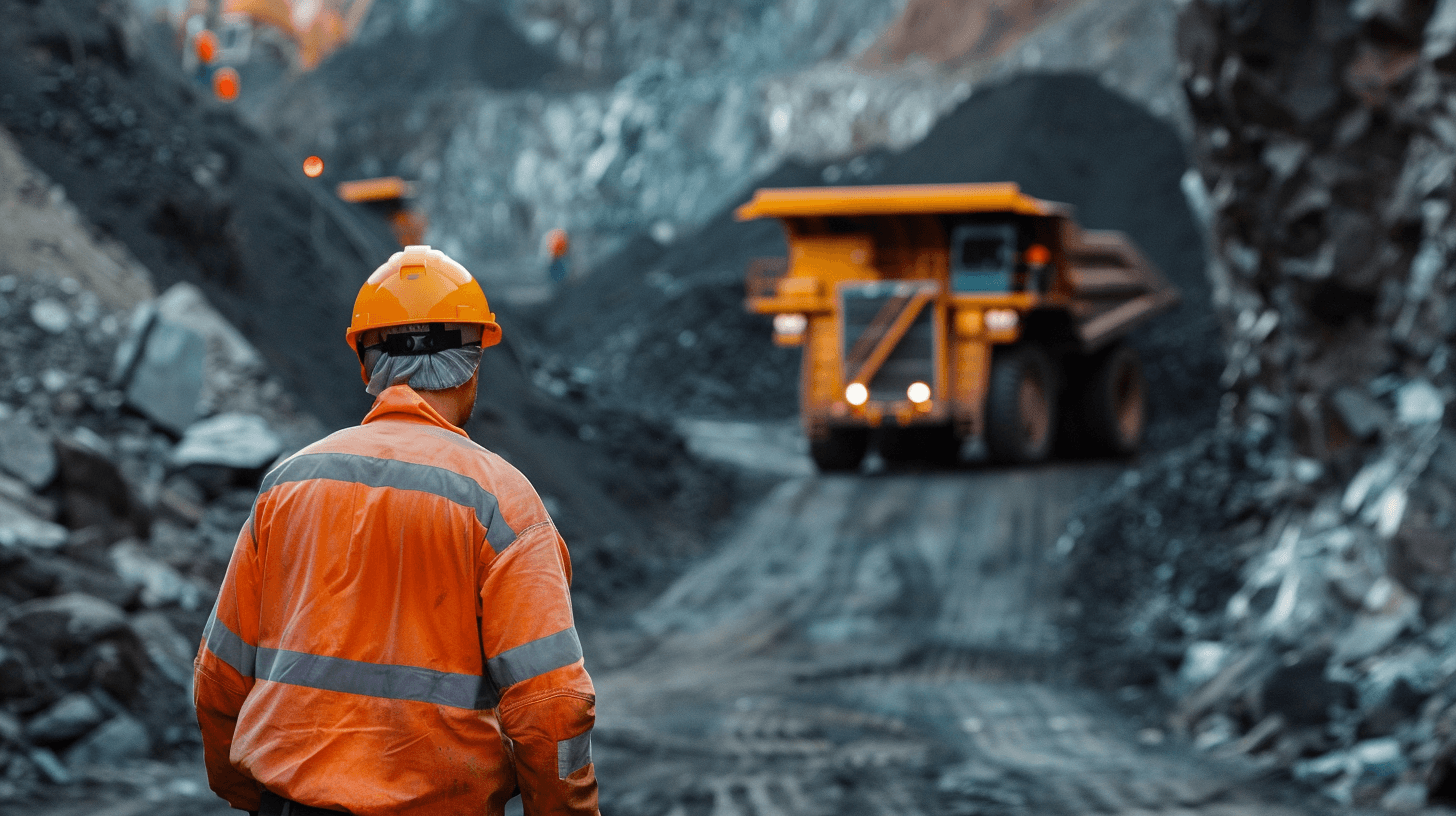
[357,323,481,365]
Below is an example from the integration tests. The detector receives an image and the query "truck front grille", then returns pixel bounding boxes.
[839,281,937,402]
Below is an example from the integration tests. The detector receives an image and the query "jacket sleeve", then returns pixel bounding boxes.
[194,520,265,812]
[480,522,599,816]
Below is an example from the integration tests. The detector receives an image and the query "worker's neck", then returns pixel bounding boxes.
[416,375,479,428]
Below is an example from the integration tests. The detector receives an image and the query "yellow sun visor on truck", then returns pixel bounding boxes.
[734,182,1065,221]
[337,176,415,204]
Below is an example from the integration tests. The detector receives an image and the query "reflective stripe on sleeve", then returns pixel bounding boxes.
[557,730,592,779]
[486,627,583,689]
[202,613,257,678]
[256,648,497,709]
[261,452,518,551]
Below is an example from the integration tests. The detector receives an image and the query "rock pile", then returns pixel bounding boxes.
[1066,0,1456,809]
[0,273,315,800]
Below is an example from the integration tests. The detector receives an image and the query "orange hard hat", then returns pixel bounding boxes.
[345,245,501,384]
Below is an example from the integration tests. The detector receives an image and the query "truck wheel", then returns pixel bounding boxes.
[1070,342,1145,457]
[810,428,869,472]
[985,345,1057,464]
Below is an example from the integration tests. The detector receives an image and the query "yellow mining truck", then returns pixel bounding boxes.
[737,182,1179,471]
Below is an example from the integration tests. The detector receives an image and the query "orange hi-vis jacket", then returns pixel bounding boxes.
[193,385,599,815]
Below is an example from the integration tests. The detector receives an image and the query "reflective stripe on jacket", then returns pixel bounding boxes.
[193,385,599,815]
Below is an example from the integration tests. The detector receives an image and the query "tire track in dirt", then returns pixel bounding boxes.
[592,465,1368,815]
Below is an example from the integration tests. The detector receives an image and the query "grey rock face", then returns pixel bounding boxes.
[0,498,67,550]
[128,612,196,688]
[0,646,28,698]
[171,413,283,470]
[54,436,147,538]
[23,693,103,744]
[0,415,56,488]
[1,593,129,648]
[61,714,150,767]
[1072,0,1456,807]
[110,542,201,610]
[123,318,206,436]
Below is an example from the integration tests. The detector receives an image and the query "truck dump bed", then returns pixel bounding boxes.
[1061,228,1180,351]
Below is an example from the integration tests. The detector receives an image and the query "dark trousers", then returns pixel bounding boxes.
[259,790,346,815]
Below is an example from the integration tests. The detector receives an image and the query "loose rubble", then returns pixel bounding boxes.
[0,273,316,802]
[1065,0,1456,809]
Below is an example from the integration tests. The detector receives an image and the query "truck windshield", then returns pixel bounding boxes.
[959,237,1007,268]
[951,224,1016,293]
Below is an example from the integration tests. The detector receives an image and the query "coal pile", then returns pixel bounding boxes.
[0,0,399,431]
[1062,0,1456,809]
[0,272,313,803]
[534,72,1220,451]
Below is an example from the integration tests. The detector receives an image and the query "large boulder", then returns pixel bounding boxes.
[171,412,283,471]
[0,593,129,649]
[115,304,206,436]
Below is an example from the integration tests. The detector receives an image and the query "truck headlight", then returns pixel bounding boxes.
[845,382,868,406]
[985,309,1019,332]
[773,313,808,336]
[907,381,931,404]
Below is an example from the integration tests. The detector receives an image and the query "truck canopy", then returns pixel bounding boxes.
[735,182,1070,220]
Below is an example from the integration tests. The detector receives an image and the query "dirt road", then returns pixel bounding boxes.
[587,465,1367,816]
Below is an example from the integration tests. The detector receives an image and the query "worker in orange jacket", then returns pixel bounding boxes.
[193,246,599,815]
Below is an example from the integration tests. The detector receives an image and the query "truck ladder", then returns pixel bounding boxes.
[846,286,936,389]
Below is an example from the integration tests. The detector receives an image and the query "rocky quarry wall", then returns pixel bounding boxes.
[1064,0,1456,810]
[253,0,1188,296]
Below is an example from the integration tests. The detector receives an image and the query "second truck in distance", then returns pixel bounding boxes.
[738,182,1179,471]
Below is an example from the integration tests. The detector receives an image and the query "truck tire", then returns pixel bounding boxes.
[1066,342,1145,458]
[810,428,869,472]
[879,425,960,467]
[985,344,1057,465]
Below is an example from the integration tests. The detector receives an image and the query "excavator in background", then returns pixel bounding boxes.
[738,182,1179,472]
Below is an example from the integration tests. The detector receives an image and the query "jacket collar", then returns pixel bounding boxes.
[361,385,470,438]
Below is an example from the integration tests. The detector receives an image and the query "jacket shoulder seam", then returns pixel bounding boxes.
[498,687,594,716]
[195,655,250,695]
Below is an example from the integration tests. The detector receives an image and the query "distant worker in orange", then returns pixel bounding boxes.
[193,246,600,816]
[545,227,571,285]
